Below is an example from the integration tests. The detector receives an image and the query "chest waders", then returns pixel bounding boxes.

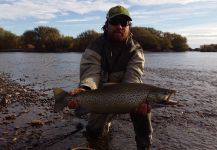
[85,41,153,150]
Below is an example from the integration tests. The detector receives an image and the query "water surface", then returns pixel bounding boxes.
[0,51,216,91]
[0,51,217,150]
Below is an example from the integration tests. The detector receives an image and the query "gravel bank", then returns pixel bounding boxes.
[0,73,85,150]
[1,66,217,150]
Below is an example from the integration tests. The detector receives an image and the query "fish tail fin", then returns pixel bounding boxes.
[53,87,68,98]
[53,87,69,112]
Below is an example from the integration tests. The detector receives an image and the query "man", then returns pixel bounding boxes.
[69,5,153,150]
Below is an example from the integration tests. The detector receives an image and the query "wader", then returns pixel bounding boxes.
[85,113,153,150]
[84,39,153,150]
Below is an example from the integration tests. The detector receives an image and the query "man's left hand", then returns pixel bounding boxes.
[135,103,151,115]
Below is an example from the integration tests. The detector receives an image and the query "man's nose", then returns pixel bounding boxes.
[116,24,123,29]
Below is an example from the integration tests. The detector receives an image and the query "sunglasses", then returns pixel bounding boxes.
[108,19,130,27]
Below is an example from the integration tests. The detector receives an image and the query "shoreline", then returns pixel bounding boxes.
[0,49,195,53]
[0,74,86,150]
[1,49,217,53]
[0,73,48,107]
[0,49,73,53]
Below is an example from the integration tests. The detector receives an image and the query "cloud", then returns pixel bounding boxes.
[35,20,49,24]
[131,1,216,23]
[128,0,215,5]
[0,0,123,20]
[167,23,217,48]
[1,0,215,21]
[57,16,100,23]
[171,23,217,38]
[0,1,58,20]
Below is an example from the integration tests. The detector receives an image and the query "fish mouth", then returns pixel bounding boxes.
[164,90,178,105]
[166,90,176,101]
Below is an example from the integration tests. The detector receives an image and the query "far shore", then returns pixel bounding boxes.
[1,48,216,53]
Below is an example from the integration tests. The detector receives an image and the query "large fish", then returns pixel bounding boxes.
[53,83,177,113]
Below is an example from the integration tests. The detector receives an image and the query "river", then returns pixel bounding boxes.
[0,51,217,150]
[0,52,216,91]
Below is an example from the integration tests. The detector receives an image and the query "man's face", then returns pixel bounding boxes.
[106,16,130,42]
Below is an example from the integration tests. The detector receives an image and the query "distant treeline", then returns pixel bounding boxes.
[0,26,191,52]
[194,44,217,52]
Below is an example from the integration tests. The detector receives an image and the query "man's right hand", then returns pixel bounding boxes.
[68,87,89,117]
[69,87,86,96]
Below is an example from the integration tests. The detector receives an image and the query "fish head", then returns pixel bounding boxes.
[147,87,176,103]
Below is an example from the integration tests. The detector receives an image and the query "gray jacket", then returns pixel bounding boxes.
[79,34,145,90]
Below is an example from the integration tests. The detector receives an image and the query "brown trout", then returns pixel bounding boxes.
[53,83,176,113]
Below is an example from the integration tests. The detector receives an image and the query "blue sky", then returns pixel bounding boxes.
[0,0,217,48]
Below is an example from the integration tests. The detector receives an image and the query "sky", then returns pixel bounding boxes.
[0,0,217,48]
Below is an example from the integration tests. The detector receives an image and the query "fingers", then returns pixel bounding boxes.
[68,100,79,109]
[68,87,86,109]
[135,103,151,115]
[69,88,86,96]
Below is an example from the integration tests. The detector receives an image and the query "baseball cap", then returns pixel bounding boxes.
[106,5,132,21]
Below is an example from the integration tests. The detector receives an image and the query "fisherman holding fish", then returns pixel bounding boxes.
[68,5,153,150]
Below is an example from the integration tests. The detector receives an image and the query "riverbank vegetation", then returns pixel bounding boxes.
[193,44,217,52]
[0,26,192,52]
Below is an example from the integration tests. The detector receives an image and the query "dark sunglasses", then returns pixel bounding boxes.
[108,19,130,27]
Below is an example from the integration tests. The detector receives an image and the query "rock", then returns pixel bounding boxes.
[0,96,10,106]
[12,137,17,142]
[30,119,45,127]
[5,114,16,120]
[15,92,20,95]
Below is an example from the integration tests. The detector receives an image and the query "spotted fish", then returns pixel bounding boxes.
[53,83,176,113]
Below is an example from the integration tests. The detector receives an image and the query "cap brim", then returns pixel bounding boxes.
[108,14,132,21]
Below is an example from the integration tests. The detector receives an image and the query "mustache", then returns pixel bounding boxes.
[113,30,124,34]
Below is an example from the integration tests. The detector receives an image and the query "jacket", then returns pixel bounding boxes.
[79,34,145,90]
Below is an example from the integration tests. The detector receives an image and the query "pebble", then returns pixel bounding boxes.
[15,92,20,95]
[30,119,45,126]
[12,137,17,142]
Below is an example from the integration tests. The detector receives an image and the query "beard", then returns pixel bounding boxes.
[107,29,129,42]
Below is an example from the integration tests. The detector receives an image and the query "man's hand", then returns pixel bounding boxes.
[69,87,86,96]
[135,103,151,115]
[68,87,86,109]
[68,87,89,117]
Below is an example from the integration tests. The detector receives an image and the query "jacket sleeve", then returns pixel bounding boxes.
[79,48,101,90]
[122,44,145,83]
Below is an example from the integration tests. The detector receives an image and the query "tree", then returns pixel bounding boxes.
[159,37,173,51]
[131,27,161,51]
[34,26,61,50]
[163,32,189,51]
[200,44,217,52]
[72,30,101,52]
[0,27,17,50]
[171,34,189,51]
[55,36,74,52]
[21,30,37,49]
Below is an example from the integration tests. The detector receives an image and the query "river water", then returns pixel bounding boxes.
[0,52,217,150]
[0,52,216,91]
